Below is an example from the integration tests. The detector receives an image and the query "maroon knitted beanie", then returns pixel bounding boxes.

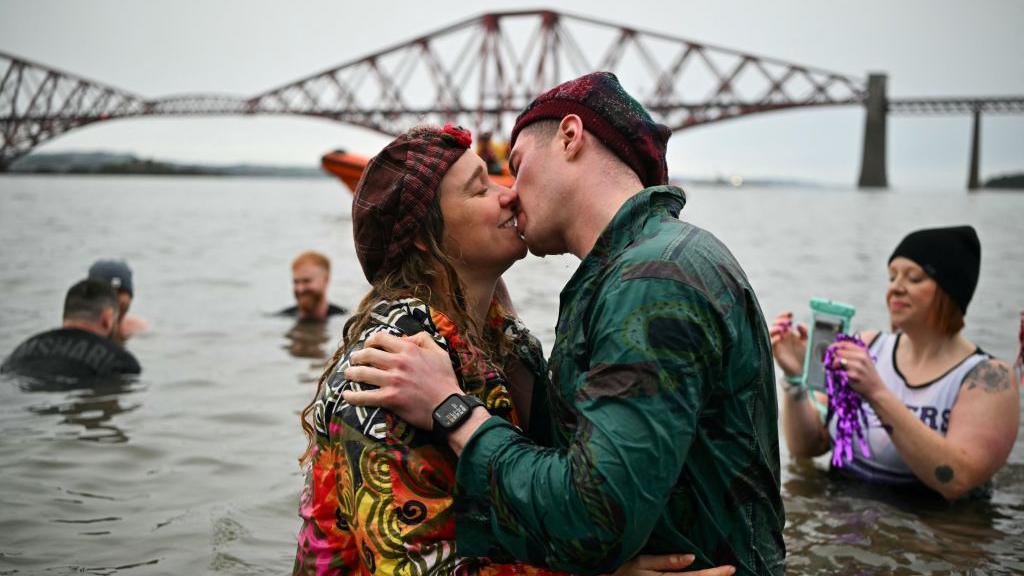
[510,71,671,187]
[352,124,472,283]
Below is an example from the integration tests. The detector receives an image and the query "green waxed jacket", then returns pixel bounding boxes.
[454,186,785,575]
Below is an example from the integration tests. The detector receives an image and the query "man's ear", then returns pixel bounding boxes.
[100,307,116,335]
[558,114,584,159]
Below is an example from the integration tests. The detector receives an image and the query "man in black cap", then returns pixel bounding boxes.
[2,279,141,379]
[88,259,148,343]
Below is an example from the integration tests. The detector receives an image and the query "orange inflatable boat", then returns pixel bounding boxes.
[321,134,515,193]
[320,150,370,193]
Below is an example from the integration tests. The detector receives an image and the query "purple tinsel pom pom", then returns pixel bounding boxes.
[824,334,873,468]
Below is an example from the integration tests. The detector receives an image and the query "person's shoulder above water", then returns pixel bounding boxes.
[5,278,143,381]
[276,304,299,317]
[276,302,348,318]
[1,327,141,378]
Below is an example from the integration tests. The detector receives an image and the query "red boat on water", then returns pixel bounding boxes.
[321,135,515,193]
[320,150,370,193]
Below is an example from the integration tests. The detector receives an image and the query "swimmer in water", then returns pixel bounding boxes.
[88,259,149,344]
[771,225,1019,500]
[2,279,140,379]
[278,251,347,322]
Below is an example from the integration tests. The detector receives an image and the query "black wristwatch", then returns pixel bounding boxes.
[431,393,485,434]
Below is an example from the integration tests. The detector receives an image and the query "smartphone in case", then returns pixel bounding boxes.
[801,298,856,394]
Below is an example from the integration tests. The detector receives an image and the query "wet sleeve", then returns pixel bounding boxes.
[293,441,359,575]
[455,278,725,574]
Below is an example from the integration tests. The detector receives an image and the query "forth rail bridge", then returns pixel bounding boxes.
[2,10,1022,188]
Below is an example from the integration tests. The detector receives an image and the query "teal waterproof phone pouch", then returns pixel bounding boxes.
[801,297,856,421]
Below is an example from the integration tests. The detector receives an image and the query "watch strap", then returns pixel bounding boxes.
[460,394,484,410]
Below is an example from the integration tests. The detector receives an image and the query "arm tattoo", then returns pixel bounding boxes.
[964,360,1012,393]
[935,465,954,484]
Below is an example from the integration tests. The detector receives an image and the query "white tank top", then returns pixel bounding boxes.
[827,332,988,484]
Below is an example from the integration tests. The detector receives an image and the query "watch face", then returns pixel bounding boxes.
[436,396,470,429]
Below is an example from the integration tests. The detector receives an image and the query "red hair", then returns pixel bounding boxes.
[291,250,330,274]
[928,286,965,337]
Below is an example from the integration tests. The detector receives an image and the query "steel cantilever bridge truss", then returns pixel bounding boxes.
[2,9,1022,169]
[0,10,870,168]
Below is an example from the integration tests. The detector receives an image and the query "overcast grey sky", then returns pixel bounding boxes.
[2,0,1022,188]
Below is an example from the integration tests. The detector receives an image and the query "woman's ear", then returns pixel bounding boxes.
[413,238,428,252]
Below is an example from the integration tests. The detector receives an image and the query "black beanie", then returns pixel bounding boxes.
[888,225,981,314]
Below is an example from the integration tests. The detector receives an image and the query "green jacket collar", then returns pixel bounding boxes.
[588,185,687,264]
[560,186,686,306]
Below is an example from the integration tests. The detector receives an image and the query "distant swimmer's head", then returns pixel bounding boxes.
[887,225,980,336]
[63,279,120,339]
[88,259,134,315]
[291,250,331,318]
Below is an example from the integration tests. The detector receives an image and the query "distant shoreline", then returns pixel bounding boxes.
[2,168,328,179]
[5,151,1021,190]
[5,152,326,179]
[984,174,1024,190]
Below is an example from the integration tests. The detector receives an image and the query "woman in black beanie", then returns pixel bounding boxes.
[770,225,1018,500]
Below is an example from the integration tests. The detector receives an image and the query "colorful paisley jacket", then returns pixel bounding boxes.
[293,297,564,576]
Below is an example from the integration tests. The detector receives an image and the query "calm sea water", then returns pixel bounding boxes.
[0,174,1021,575]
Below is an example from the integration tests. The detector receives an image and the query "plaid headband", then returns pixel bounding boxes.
[352,124,472,283]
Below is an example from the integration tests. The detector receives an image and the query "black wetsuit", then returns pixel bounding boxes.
[1,328,141,378]
[277,303,348,320]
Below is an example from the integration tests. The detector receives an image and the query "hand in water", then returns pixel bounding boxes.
[608,554,735,576]
[769,311,807,377]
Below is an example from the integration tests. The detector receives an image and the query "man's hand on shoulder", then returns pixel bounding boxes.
[343,331,463,431]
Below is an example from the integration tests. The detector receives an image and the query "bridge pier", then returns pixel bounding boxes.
[967,107,981,190]
[858,74,888,188]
